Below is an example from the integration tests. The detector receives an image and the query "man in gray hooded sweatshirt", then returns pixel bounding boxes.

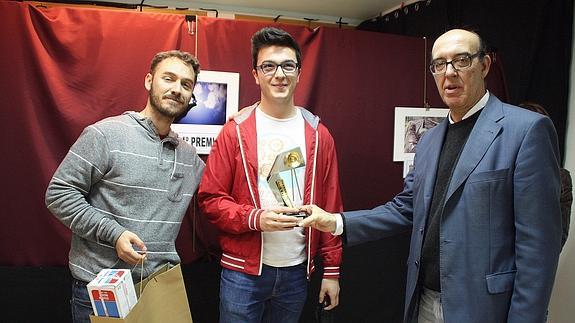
[45,50,205,323]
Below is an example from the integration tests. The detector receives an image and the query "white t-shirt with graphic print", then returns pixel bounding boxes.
[256,107,307,267]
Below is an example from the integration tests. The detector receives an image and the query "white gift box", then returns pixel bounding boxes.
[87,269,137,318]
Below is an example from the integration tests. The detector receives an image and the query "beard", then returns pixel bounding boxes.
[148,84,188,119]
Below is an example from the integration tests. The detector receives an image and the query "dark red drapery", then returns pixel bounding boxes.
[1,2,202,265]
[0,2,506,267]
[195,16,431,215]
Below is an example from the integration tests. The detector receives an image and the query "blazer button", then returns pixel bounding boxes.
[419,228,424,234]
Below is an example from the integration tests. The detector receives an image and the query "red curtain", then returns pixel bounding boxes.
[0,2,505,266]
[195,17,432,209]
[0,1,202,265]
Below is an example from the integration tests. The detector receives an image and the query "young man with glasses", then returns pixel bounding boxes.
[198,27,342,323]
[301,29,561,323]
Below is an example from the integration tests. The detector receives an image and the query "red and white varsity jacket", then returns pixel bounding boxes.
[198,103,343,279]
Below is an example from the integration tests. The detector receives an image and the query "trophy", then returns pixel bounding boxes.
[267,147,306,217]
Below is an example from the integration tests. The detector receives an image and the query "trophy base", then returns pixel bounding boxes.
[283,211,307,218]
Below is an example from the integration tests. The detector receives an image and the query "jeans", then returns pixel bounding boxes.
[219,263,308,323]
[71,278,93,323]
[417,287,444,323]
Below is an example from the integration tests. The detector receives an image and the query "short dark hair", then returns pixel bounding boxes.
[251,27,301,69]
[150,50,200,83]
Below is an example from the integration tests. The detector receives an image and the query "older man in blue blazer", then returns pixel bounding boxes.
[300,29,561,323]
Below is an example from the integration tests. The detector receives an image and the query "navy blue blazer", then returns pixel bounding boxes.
[344,95,562,323]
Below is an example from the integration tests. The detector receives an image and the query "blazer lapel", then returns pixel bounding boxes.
[444,96,504,202]
[420,119,448,219]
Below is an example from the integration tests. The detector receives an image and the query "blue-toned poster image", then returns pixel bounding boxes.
[177,81,227,125]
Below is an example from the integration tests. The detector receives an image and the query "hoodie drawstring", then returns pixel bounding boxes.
[157,137,179,177]
[171,148,177,179]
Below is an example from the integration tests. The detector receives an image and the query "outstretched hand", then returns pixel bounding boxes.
[298,205,337,233]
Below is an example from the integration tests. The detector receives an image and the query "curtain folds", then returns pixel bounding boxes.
[1,1,506,269]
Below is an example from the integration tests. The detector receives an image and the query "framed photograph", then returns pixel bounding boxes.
[403,159,414,178]
[171,70,239,154]
[393,107,448,161]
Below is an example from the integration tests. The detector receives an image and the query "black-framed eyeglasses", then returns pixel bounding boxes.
[255,60,300,76]
[429,51,484,75]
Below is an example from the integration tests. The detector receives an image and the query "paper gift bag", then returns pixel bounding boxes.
[90,263,193,323]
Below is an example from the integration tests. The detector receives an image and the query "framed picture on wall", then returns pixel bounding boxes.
[171,71,239,154]
[393,107,448,161]
[403,159,414,178]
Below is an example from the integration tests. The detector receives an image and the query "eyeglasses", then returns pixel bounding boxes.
[429,51,484,75]
[255,60,299,76]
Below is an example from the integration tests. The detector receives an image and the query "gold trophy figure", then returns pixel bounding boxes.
[267,147,306,217]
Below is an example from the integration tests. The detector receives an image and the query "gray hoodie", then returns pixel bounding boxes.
[46,111,204,282]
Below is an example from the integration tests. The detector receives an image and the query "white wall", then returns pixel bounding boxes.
[547,4,575,322]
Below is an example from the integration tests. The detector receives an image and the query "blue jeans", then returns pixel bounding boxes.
[219,263,308,323]
[71,278,93,323]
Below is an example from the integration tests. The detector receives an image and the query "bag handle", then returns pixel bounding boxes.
[131,255,148,296]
